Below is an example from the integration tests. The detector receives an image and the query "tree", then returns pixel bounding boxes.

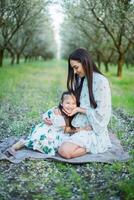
[23,13,56,61]
[61,0,134,77]
[0,0,49,66]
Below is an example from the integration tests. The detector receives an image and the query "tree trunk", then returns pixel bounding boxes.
[0,49,4,67]
[97,54,101,69]
[16,54,20,64]
[126,61,129,69]
[104,62,109,72]
[117,52,124,78]
[11,55,15,65]
[25,56,28,63]
[9,51,15,65]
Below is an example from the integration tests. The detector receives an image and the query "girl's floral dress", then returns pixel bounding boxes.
[66,72,112,154]
[25,107,69,156]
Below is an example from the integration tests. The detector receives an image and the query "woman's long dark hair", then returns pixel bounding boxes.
[67,48,102,108]
[58,91,76,128]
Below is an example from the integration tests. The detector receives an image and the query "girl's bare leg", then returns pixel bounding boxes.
[9,139,26,155]
[58,142,86,159]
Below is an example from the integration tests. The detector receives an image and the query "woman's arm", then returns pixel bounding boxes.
[66,107,87,116]
[64,125,92,133]
[84,78,111,134]
[64,126,77,134]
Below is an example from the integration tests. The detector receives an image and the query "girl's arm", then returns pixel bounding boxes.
[43,118,53,125]
[43,108,61,126]
[42,109,53,125]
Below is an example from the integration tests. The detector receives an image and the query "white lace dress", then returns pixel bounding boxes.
[66,72,112,154]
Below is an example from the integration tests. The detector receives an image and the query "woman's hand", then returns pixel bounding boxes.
[81,125,92,131]
[67,107,86,116]
[76,125,92,132]
[44,117,53,125]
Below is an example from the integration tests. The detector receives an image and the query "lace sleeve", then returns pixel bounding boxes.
[85,78,111,134]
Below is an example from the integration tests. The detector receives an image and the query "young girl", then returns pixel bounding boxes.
[9,91,89,156]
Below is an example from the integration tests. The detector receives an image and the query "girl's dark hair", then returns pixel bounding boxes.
[58,91,76,128]
[67,48,102,108]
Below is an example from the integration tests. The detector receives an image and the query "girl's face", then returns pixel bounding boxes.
[62,95,77,114]
[70,60,85,77]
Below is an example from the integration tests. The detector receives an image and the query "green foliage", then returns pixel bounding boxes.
[55,183,72,199]
[118,179,134,200]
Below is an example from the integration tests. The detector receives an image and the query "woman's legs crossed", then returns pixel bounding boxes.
[58,142,86,159]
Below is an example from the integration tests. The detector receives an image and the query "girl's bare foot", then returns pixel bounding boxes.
[8,147,17,156]
[8,139,26,156]
[12,139,25,149]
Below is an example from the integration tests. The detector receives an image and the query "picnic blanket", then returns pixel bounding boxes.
[0,133,130,164]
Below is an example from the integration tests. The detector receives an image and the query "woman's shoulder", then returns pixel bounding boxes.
[93,72,109,85]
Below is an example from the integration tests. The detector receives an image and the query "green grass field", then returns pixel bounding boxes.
[103,64,134,116]
[0,59,134,200]
[1,59,134,116]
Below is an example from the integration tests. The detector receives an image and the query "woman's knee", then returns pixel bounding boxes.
[58,142,82,159]
[58,145,72,159]
[58,144,87,159]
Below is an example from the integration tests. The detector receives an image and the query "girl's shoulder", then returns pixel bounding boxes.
[53,107,62,115]
[45,106,59,115]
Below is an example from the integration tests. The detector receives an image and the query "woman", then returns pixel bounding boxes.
[58,48,112,159]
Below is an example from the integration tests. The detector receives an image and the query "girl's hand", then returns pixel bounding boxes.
[44,117,53,125]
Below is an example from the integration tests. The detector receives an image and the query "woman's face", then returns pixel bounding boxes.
[70,60,85,77]
[62,95,76,114]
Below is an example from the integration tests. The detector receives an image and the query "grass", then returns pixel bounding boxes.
[0,59,67,136]
[101,64,134,116]
[0,59,134,200]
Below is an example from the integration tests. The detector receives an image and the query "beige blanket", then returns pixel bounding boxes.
[0,133,130,164]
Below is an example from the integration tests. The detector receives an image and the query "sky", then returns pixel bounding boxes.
[49,4,64,59]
